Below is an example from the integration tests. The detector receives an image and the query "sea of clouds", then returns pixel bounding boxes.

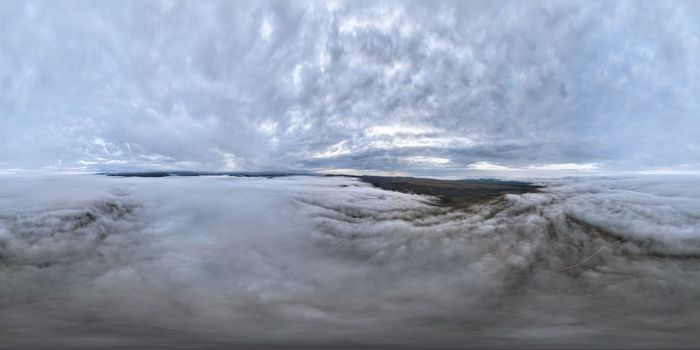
[1,175,699,348]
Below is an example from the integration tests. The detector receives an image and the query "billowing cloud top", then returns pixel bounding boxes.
[2,174,700,347]
[1,0,699,175]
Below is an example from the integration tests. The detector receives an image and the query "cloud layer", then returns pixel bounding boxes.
[1,1,699,174]
[1,175,699,348]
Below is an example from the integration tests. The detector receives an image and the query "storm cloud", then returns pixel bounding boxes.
[1,1,699,175]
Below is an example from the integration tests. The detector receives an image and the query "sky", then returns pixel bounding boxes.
[1,0,699,177]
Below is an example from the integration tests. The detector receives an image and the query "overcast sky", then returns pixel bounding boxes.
[1,0,699,176]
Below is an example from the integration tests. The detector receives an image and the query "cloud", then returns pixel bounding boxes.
[467,161,517,171]
[364,125,440,137]
[466,161,599,174]
[527,162,600,171]
[404,156,450,165]
[1,1,699,173]
[1,174,700,348]
[635,164,700,175]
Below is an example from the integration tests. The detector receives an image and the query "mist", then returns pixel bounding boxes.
[1,174,698,349]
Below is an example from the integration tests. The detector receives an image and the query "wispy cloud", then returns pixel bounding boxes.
[528,163,600,171]
[467,161,517,171]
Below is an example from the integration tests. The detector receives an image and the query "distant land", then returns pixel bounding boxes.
[101,170,309,178]
[359,176,539,208]
[102,171,540,208]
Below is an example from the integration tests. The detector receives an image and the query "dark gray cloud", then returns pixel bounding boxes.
[1,0,699,174]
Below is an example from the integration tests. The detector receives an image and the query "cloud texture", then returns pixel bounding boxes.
[1,175,699,348]
[1,1,700,174]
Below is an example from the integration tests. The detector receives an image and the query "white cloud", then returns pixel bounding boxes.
[260,17,273,40]
[467,161,516,171]
[635,164,700,175]
[257,119,278,135]
[404,156,450,165]
[365,125,440,137]
[311,140,352,158]
[368,136,471,150]
[528,163,600,171]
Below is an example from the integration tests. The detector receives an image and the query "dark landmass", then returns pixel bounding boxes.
[358,176,540,208]
[101,171,539,208]
[102,171,311,178]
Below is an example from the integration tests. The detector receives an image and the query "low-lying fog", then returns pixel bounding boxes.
[1,175,699,349]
